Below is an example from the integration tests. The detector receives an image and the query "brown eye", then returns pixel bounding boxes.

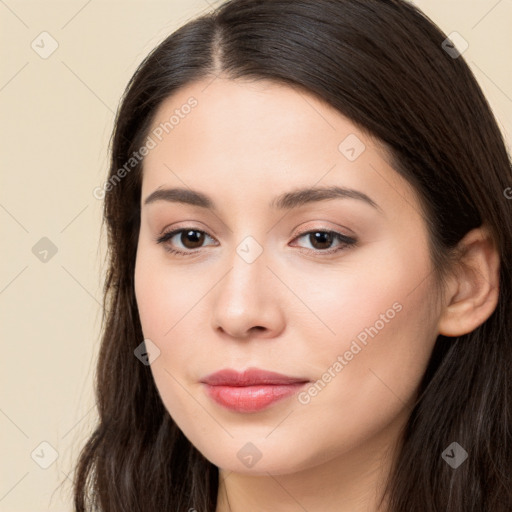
[179,230,205,249]
[292,229,357,255]
[156,228,217,255]
[308,231,335,250]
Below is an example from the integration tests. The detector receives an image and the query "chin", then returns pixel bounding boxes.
[198,439,322,476]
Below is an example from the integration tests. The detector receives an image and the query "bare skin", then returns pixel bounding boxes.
[134,77,500,512]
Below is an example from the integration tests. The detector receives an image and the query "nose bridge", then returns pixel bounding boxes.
[211,232,285,338]
[222,234,270,309]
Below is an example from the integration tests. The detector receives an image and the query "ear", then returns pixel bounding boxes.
[438,224,500,337]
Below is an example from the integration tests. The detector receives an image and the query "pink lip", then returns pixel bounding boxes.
[201,368,309,413]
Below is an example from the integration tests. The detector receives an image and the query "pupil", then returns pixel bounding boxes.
[311,232,332,249]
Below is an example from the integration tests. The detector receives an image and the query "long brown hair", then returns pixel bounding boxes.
[73,0,512,510]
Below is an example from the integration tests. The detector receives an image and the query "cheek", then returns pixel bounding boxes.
[134,247,194,340]
[288,268,437,465]
[134,253,204,419]
[300,237,433,341]
[134,254,164,339]
[134,248,210,382]
[295,236,438,397]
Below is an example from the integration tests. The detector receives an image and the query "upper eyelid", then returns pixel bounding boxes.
[159,218,354,237]
[159,227,218,242]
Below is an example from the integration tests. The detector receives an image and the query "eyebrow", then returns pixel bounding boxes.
[143,185,382,212]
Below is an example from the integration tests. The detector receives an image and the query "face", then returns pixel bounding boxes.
[134,77,442,475]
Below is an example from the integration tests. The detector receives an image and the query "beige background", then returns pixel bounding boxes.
[1,1,511,510]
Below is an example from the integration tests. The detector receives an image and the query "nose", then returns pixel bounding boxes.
[211,243,286,340]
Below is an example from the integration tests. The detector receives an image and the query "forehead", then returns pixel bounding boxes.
[146,77,363,155]
[140,77,421,220]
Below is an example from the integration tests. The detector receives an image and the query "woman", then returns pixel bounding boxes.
[74,0,512,510]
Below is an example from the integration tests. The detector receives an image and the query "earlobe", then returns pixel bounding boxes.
[437,225,500,337]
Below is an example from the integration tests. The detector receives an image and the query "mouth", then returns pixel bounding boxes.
[200,367,310,413]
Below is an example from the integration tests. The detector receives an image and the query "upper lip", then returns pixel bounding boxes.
[201,367,310,386]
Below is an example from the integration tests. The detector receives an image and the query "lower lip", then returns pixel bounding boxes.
[203,383,307,413]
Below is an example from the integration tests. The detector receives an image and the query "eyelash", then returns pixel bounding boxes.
[154,227,357,257]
